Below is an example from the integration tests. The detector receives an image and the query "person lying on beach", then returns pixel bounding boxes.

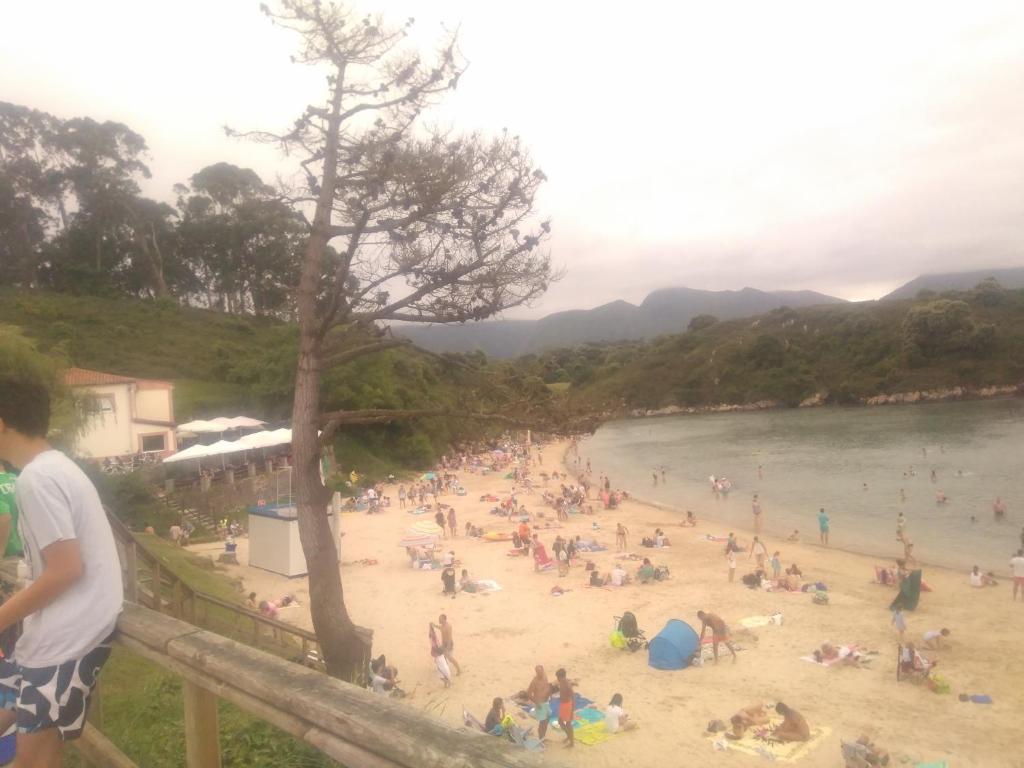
[922,628,950,650]
[772,702,810,742]
[725,703,770,739]
[812,643,862,666]
[484,697,505,734]
[697,610,737,663]
[842,735,891,767]
[637,558,656,583]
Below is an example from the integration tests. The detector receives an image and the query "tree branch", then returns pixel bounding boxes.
[322,337,411,368]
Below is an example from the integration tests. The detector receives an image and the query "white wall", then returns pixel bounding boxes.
[75,383,133,458]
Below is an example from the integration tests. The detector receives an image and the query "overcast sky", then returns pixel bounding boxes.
[4,1,1024,316]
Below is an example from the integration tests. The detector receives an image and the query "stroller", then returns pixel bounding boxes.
[613,611,648,652]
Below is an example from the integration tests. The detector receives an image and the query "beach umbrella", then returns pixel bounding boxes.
[398,519,443,548]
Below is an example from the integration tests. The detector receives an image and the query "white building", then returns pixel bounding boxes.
[65,368,177,459]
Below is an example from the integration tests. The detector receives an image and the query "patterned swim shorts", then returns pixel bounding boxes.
[0,639,112,741]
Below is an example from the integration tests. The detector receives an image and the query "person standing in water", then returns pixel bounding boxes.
[818,508,830,546]
[993,498,1007,521]
[751,494,763,534]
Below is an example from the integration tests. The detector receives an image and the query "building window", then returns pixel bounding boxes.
[86,394,116,421]
[141,434,166,453]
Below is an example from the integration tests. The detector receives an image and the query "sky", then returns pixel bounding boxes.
[3,0,1024,317]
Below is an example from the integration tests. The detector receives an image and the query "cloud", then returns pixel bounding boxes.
[4,0,1023,316]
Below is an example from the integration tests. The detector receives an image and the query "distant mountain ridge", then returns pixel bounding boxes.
[396,286,845,357]
[884,267,1024,299]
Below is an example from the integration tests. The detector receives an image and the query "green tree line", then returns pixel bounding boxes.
[1,101,306,316]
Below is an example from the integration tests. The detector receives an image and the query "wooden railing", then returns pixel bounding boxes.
[0,522,554,768]
[79,603,547,768]
[106,511,326,667]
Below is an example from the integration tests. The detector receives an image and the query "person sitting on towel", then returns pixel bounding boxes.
[637,558,656,583]
[610,564,629,586]
[605,693,637,733]
[772,702,810,742]
[484,697,505,734]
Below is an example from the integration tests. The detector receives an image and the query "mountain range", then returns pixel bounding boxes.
[395,286,844,357]
[397,267,1024,357]
[882,267,1024,299]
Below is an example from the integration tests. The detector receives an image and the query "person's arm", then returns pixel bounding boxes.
[699,621,707,640]
[0,539,83,632]
[0,509,11,558]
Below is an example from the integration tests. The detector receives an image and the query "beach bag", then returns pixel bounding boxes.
[609,630,627,649]
[928,673,951,694]
[655,565,671,581]
[812,590,829,605]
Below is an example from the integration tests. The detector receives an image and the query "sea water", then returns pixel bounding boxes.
[580,399,1024,572]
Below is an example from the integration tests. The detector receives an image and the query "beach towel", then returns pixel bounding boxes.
[474,579,502,593]
[574,721,613,746]
[576,542,607,552]
[521,693,597,727]
[739,613,783,629]
[407,506,431,515]
[482,531,514,542]
[709,721,831,763]
[891,569,923,611]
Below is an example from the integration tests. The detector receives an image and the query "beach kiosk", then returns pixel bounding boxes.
[248,499,340,577]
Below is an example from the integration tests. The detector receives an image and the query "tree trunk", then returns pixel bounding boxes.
[291,329,371,681]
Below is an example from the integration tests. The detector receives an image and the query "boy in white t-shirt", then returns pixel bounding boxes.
[0,376,123,764]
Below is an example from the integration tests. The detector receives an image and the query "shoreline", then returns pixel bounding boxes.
[196,437,1023,768]
[617,384,1021,420]
[562,443,1005,579]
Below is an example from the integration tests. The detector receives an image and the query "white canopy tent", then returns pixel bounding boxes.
[163,429,293,464]
[177,416,267,434]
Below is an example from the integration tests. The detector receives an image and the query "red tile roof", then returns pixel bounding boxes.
[64,367,172,389]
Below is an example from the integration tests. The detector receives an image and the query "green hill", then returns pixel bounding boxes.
[0,289,553,477]
[528,282,1024,412]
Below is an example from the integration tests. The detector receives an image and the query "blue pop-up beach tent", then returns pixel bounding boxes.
[648,619,700,670]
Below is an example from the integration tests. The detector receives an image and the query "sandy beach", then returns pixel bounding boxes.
[190,440,1024,768]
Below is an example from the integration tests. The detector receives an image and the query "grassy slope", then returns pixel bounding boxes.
[553,289,1024,411]
[0,288,531,480]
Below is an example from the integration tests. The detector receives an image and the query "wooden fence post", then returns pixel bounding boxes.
[183,680,221,768]
[125,542,138,603]
[152,563,162,612]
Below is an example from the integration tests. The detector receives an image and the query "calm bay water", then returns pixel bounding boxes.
[581,399,1024,572]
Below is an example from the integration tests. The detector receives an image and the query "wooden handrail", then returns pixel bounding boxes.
[109,603,548,768]
[104,509,325,665]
